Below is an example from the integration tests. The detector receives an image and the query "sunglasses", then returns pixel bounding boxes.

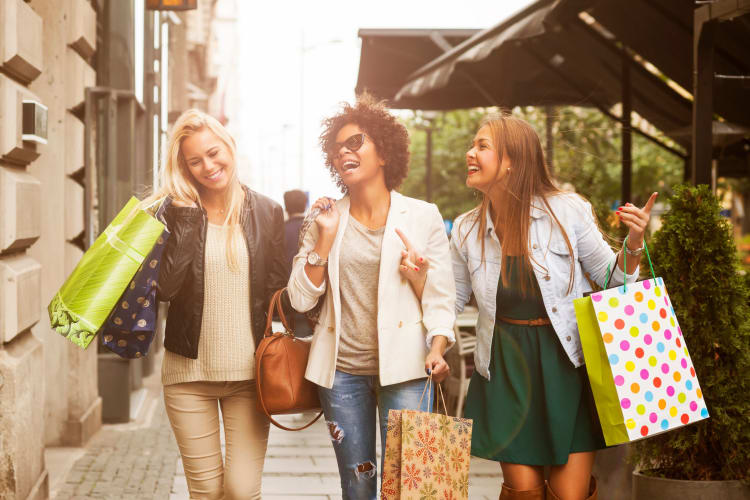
[330,133,367,158]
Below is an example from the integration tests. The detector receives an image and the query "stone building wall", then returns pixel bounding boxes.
[1,0,100,498]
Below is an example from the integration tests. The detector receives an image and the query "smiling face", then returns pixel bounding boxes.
[465,125,511,194]
[180,127,234,194]
[330,123,385,191]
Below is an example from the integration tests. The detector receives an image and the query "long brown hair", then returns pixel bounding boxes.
[462,112,576,296]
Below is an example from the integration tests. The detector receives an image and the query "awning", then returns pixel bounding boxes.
[389,0,696,150]
[390,0,750,138]
[355,28,478,108]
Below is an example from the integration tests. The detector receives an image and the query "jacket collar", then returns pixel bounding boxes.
[241,184,256,211]
[482,196,547,236]
[530,198,547,219]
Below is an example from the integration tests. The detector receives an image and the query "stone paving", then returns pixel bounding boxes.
[52,387,179,499]
[53,357,502,499]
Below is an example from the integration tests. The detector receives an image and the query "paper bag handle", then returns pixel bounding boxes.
[418,373,449,415]
[604,236,656,291]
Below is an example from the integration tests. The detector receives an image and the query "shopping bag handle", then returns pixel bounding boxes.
[603,236,656,291]
[418,373,449,415]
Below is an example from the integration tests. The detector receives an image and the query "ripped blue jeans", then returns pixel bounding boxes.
[317,371,433,500]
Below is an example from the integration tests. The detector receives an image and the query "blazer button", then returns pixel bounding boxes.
[566,336,572,341]
[398,321,403,328]
[328,326,334,333]
[544,275,551,281]
[552,307,558,313]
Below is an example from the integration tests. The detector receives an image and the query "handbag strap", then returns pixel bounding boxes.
[264,288,293,338]
[603,237,656,291]
[254,333,324,431]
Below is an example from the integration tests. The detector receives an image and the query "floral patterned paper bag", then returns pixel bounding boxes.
[381,379,473,500]
[381,409,404,499]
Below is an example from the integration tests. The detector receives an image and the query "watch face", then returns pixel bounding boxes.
[307,252,319,265]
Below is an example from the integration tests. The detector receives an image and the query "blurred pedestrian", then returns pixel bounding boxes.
[283,189,309,268]
[283,189,313,337]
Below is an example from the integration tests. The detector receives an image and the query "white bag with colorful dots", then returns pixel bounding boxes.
[574,244,709,446]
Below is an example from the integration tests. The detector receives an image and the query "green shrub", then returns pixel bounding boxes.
[629,184,750,481]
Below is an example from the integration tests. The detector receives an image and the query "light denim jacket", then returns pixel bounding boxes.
[451,192,638,379]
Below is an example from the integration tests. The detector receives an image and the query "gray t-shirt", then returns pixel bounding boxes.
[336,216,385,375]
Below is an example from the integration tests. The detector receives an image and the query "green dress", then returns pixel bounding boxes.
[464,257,606,466]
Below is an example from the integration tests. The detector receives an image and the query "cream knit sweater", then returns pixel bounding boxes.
[162,223,255,386]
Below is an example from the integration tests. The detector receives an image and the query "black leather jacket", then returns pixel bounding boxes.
[156,186,290,359]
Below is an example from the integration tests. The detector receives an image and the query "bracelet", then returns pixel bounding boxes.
[625,241,644,257]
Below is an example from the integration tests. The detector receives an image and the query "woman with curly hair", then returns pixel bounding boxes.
[286,93,456,499]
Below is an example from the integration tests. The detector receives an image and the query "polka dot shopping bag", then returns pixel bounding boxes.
[100,200,169,359]
[99,229,167,358]
[573,241,708,446]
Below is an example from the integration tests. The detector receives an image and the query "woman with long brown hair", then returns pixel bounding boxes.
[451,113,656,500]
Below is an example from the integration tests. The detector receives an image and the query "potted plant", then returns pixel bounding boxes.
[629,185,750,499]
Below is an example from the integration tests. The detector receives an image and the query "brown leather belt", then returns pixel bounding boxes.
[497,316,551,326]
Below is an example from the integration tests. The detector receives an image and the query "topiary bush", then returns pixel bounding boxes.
[629,184,750,481]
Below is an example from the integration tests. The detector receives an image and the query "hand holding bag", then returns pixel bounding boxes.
[255,288,323,431]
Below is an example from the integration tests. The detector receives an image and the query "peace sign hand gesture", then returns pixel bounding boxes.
[396,228,430,301]
[618,192,658,248]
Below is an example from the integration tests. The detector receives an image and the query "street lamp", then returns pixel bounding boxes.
[416,110,439,202]
[299,32,342,189]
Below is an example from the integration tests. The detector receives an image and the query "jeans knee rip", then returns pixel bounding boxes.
[354,461,376,480]
[326,421,345,444]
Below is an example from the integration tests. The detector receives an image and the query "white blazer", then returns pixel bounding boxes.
[287,191,456,389]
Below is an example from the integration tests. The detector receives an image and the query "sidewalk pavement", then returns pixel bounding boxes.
[49,359,180,500]
[172,413,503,499]
[50,354,502,499]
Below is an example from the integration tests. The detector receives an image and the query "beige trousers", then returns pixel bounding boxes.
[163,381,270,500]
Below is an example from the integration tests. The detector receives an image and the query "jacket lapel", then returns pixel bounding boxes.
[377,191,408,327]
[328,196,350,330]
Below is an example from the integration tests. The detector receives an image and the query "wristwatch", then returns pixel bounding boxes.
[307,251,328,266]
[625,242,644,257]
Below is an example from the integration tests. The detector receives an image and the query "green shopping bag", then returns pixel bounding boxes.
[48,197,165,348]
[575,295,630,445]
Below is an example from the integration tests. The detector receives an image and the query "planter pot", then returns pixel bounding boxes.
[632,471,750,500]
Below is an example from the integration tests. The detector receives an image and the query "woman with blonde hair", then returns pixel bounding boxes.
[147,109,288,499]
[451,113,657,500]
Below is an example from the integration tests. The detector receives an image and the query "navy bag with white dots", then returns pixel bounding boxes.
[100,202,169,358]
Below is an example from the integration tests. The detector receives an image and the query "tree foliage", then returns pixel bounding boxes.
[401,109,486,221]
[629,184,750,481]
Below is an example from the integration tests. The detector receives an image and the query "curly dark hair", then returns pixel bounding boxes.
[319,92,410,193]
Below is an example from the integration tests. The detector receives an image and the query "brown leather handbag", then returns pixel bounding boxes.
[255,288,323,431]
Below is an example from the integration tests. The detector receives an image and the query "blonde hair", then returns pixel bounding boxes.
[142,109,246,271]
